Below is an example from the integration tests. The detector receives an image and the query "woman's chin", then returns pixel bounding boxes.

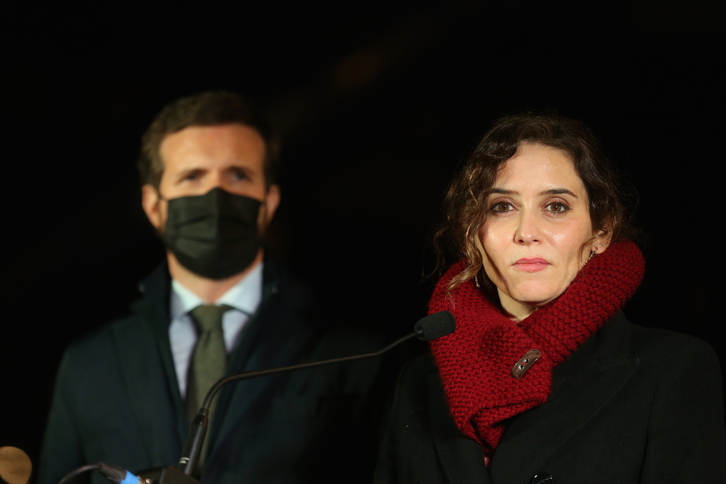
[497,287,565,320]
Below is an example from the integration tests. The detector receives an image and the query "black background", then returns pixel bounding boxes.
[2,0,725,476]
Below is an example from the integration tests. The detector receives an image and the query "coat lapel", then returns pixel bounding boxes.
[429,372,491,484]
[112,268,186,466]
[489,312,639,483]
[206,266,316,458]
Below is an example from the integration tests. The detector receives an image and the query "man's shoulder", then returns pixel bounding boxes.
[61,305,148,363]
[312,322,390,359]
[62,266,169,362]
[398,351,437,384]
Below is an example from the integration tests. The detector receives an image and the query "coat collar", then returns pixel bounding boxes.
[133,257,285,331]
[429,311,639,484]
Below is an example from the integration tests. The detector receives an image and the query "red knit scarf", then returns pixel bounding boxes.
[428,240,645,457]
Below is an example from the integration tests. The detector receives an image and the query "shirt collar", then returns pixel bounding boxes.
[169,262,264,320]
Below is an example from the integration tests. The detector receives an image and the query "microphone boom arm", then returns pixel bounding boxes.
[177,311,455,477]
[206,329,420,410]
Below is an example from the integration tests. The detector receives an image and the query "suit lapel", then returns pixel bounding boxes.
[490,313,638,483]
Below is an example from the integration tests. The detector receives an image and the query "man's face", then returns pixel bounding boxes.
[142,123,280,237]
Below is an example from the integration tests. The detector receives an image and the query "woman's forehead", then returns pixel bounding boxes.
[493,143,583,193]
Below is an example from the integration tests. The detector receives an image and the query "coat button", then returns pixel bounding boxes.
[511,349,541,380]
[530,472,554,484]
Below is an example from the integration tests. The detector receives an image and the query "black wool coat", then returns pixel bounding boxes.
[374,311,726,484]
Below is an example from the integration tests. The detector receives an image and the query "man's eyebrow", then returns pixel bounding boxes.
[176,165,207,173]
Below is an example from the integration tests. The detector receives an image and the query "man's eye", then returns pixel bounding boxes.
[229,169,250,181]
[181,170,204,181]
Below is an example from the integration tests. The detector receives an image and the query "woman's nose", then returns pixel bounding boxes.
[514,210,541,244]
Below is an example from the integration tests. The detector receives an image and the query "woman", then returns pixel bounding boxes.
[374,114,726,483]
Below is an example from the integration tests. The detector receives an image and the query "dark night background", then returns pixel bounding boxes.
[2,0,725,478]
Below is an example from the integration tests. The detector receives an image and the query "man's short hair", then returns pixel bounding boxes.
[138,91,280,189]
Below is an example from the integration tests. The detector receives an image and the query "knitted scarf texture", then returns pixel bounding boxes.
[428,240,645,457]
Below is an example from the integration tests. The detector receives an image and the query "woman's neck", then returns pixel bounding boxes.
[496,288,537,322]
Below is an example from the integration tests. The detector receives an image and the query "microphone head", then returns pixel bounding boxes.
[414,311,456,341]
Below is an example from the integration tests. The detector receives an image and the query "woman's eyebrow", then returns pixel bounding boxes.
[489,188,578,197]
[490,188,516,195]
[541,188,578,197]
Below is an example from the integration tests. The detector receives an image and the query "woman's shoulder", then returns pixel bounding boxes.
[600,313,723,401]
[561,311,723,395]
[588,310,718,366]
[624,316,721,371]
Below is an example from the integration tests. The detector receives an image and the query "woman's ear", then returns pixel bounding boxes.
[592,225,613,254]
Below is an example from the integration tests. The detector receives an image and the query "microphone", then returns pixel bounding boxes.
[97,464,142,484]
[175,310,456,477]
[56,462,143,484]
[414,310,456,341]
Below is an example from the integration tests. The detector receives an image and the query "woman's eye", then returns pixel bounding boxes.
[546,202,570,213]
[490,201,513,213]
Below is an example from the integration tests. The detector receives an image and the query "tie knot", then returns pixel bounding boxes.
[190,304,230,333]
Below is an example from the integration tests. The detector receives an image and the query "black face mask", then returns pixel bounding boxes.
[162,187,263,280]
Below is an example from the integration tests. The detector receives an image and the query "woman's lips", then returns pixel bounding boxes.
[513,258,550,272]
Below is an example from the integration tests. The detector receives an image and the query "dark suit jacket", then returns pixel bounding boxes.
[39,261,387,484]
[374,311,726,484]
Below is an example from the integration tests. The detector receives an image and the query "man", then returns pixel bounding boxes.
[39,91,385,484]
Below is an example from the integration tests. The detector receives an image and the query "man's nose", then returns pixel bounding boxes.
[205,171,226,191]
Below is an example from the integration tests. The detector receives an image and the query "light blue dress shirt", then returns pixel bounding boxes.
[168,263,263,398]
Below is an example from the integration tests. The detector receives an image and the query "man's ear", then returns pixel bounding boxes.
[141,184,164,230]
[262,184,281,223]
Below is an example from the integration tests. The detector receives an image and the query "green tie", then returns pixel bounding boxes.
[186,304,230,423]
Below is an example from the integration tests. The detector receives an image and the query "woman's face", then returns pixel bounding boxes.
[477,142,607,321]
